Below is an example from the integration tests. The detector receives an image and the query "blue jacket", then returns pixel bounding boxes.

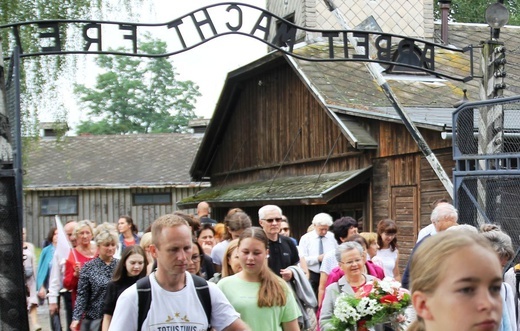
[36,244,55,291]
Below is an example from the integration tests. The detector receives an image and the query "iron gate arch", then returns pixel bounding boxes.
[1,2,515,329]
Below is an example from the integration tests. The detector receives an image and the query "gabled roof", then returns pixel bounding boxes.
[25,133,209,190]
[191,22,520,179]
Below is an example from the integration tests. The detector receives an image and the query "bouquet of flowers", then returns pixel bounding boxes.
[330,277,411,331]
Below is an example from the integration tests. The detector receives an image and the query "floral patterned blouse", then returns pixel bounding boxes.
[72,257,118,321]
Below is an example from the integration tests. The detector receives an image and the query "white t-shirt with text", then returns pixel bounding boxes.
[109,271,240,331]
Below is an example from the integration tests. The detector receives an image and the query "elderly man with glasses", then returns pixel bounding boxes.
[258,205,300,281]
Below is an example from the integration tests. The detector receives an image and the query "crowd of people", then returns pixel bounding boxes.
[21,200,520,331]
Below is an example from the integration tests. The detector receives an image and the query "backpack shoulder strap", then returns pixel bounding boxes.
[136,275,152,331]
[191,273,212,330]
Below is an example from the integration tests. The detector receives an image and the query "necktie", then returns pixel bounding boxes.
[319,236,324,266]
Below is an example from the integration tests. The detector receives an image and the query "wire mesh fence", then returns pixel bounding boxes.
[453,96,520,264]
[456,176,520,247]
[454,102,520,157]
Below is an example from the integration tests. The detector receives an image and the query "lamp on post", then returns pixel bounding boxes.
[476,0,509,225]
[485,0,509,40]
[480,0,508,106]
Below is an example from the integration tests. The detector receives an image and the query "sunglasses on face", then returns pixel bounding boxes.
[263,217,282,223]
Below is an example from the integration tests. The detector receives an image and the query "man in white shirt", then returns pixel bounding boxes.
[109,214,249,331]
[416,199,448,242]
[402,202,458,289]
[416,223,436,242]
[298,213,338,298]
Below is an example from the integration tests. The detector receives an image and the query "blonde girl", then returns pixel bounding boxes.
[217,227,301,331]
[409,231,503,331]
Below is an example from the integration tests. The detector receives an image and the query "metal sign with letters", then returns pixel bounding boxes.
[1,2,477,81]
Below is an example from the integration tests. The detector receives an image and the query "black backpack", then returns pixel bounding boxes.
[136,273,212,331]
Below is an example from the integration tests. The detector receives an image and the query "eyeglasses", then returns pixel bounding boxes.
[191,254,202,262]
[262,217,282,223]
[339,258,363,266]
[281,227,290,231]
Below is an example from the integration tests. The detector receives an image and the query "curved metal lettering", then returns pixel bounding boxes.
[0,2,476,82]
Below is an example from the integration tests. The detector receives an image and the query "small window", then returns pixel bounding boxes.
[43,129,57,137]
[40,196,78,216]
[133,193,171,205]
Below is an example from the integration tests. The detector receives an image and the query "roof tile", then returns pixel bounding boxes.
[25,133,205,189]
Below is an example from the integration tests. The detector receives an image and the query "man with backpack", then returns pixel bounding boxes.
[109,214,249,331]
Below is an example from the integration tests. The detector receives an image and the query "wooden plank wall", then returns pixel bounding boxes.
[372,157,390,223]
[210,64,373,185]
[375,120,454,268]
[378,122,452,157]
[418,148,454,228]
[23,187,200,245]
[388,154,420,272]
[372,148,454,274]
[390,185,418,272]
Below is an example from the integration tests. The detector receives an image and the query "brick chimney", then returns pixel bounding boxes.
[439,0,452,44]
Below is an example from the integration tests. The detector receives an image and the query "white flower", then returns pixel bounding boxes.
[379,277,402,294]
[357,297,383,317]
[334,293,361,322]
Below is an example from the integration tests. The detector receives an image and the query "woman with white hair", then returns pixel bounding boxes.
[70,223,119,331]
[320,241,381,331]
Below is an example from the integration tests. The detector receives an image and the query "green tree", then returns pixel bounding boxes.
[74,37,201,135]
[1,0,146,136]
[435,0,520,25]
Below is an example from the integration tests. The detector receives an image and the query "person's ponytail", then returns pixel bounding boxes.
[257,266,286,307]
[237,226,287,308]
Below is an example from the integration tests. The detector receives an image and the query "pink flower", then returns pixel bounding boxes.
[397,288,410,300]
[355,282,374,298]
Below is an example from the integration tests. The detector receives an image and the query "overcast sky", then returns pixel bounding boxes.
[147,1,268,119]
[53,0,268,130]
